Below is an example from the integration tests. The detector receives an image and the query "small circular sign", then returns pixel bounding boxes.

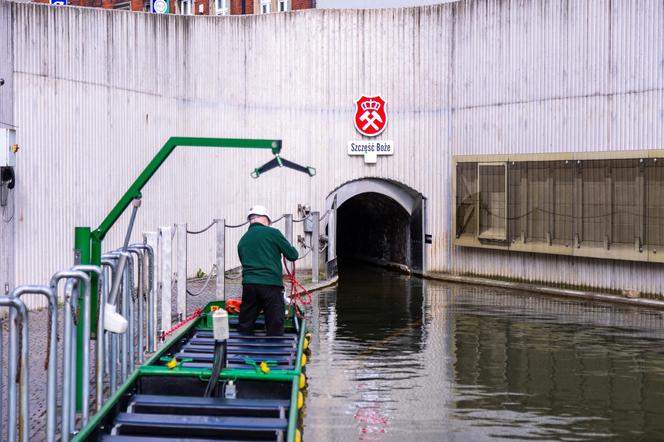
[153,0,168,13]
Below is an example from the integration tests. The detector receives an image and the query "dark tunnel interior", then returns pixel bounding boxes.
[336,192,411,268]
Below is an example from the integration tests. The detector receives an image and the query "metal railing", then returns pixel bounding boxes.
[0,208,332,441]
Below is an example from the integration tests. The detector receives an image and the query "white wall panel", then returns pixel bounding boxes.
[5,0,664,309]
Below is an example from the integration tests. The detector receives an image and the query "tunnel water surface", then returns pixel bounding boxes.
[302,265,664,441]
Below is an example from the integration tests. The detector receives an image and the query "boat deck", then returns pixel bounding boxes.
[75,302,308,442]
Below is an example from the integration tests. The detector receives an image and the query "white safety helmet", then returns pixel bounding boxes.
[247,205,271,223]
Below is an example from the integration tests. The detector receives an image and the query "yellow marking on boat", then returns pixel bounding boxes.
[299,373,306,389]
[301,354,307,367]
[259,361,270,374]
[295,429,302,442]
[166,358,178,369]
[297,391,304,410]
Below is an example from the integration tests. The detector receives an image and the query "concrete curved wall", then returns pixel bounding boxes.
[3,0,664,307]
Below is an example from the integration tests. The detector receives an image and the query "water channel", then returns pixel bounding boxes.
[303,264,664,441]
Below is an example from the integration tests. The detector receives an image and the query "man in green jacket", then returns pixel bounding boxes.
[237,205,299,335]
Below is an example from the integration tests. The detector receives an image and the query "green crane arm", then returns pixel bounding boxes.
[92,137,282,241]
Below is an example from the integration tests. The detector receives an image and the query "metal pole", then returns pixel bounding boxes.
[128,247,145,363]
[142,233,159,352]
[15,285,57,442]
[327,207,336,278]
[99,258,118,410]
[127,249,144,367]
[54,271,87,442]
[312,211,320,283]
[2,295,28,442]
[121,255,131,381]
[131,243,155,357]
[73,227,91,413]
[110,331,118,393]
[284,214,293,244]
[61,281,76,442]
[175,223,187,320]
[215,219,225,300]
[160,226,173,332]
[70,265,102,426]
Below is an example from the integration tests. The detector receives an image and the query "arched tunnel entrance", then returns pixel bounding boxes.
[325,178,427,277]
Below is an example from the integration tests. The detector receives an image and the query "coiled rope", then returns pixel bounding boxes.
[283,257,312,319]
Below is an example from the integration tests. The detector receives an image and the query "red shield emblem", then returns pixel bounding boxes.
[354,95,387,137]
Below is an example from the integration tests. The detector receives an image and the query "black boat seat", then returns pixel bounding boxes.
[175,353,293,364]
[113,413,287,433]
[101,436,273,442]
[195,331,297,342]
[189,338,296,348]
[181,344,295,356]
[180,361,296,371]
[129,395,290,417]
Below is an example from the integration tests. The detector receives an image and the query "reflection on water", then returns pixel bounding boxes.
[303,265,664,441]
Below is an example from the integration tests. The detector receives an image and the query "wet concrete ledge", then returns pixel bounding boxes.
[422,272,664,311]
[351,255,664,310]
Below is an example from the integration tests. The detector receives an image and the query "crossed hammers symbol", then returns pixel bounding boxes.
[359,110,383,131]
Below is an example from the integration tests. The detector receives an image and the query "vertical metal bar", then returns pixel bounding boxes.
[125,251,141,370]
[312,211,320,283]
[99,260,118,411]
[138,251,145,363]
[215,219,225,300]
[121,256,131,381]
[70,265,101,427]
[284,214,293,244]
[176,223,187,320]
[2,296,28,442]
[7,297,18,442]
[574,161,583,248]
[160,226,172,333]
[636,159,645,252]
[110,332,117,393]
[61,281,74,442]
[520,164,528,243]
[143,232,159,352]
[73,227,91,413]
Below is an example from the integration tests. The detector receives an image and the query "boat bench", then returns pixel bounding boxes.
[129,395,290,417]
[112,413,288,438]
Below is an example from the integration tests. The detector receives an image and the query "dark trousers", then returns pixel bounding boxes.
[238,284,285,336]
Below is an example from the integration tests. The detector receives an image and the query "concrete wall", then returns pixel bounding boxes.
[4,0,664,309]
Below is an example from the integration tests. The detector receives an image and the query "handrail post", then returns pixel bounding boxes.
[142,233,159,352]
[215,219,226,300]
[3,294,28,442]
[159,226,173,334]
[73,227,90,413]
[175,223,187,320]
[312,212,320,283]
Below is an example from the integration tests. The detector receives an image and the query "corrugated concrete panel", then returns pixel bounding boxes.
[5,0,664,309]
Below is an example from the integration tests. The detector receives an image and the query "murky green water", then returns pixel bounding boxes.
[303,265,664,441]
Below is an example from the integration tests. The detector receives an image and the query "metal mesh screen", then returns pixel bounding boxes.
[454,155,664,261]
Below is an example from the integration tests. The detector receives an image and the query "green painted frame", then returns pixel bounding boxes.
[73,137,284,410]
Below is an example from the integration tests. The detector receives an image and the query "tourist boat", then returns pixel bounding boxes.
[74,300,310,442]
